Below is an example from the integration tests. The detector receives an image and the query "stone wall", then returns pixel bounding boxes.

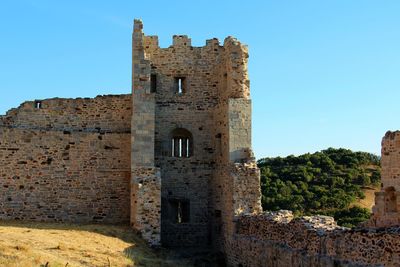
[370,131,400,228]
[0,94,131,133]
[227,211,400,267]
[0,95,132,223]
[131,167,161,246]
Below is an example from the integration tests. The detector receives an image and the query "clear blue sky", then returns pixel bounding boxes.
[1,0,399,159]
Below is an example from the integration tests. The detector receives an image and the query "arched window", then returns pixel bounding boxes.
[170,128,193,158]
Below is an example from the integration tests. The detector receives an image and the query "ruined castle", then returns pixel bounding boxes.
[1,20,400,266]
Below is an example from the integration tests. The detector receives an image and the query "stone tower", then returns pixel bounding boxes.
[130,19,262,248]
[371,131,400,227]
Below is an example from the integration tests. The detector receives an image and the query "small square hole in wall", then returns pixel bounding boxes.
[34,101,42,109]
[175,77,186,94]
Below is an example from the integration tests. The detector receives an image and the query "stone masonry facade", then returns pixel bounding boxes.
[0,95,131,223]
[1,19,400,266]
[130,19,261,248]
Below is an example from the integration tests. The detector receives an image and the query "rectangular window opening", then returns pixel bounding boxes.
[150,74,157,93]
[172,136,191,158]
[168,199,190,224]
[35,101,42,109]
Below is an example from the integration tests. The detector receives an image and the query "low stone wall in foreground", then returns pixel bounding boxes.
[227,211,400,267]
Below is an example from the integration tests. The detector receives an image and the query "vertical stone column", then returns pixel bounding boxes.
[131,19,161,246]
[212,37,262,256]
[224,38,261,214]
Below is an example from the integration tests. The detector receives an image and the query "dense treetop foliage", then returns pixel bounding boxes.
[258,148,381,227]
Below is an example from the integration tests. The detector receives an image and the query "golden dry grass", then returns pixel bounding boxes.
[0,221,191,267]
[353,185,380,210]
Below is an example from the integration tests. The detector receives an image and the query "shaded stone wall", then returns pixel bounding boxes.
[227,211,400,267]
[0,95,132,223]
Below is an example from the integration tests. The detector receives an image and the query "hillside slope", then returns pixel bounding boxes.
[258,148,381,227]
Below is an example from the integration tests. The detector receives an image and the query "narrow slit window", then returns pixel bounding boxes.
[186,138,189,157]
[150,74,157,93]
[171,138,175,157]
[175,77,185,94]
[177,201,183,223]
[168,199,190,224]
[178,79,182,94]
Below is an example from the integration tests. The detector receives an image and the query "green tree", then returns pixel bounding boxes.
[258,148,380,227]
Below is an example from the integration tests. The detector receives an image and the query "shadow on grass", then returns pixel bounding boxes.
[0,220,192,266]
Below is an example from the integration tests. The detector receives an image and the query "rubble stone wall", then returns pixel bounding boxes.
[130,19,161,245]
[227,211,400,267]
[370,131,400,228]
[131,167,161,246]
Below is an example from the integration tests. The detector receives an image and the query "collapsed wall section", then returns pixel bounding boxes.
[228,211,400,267]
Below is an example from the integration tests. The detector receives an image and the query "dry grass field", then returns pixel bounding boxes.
[353,185,380,210]
[0,221,191,267]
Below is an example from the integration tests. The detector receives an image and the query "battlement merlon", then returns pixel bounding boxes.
[172,35,191,47]
[223,36,250,99]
